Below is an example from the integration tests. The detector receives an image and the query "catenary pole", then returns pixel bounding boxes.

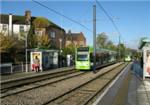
[93,5,96,72]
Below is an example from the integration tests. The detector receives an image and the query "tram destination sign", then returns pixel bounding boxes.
[77,47,89,52]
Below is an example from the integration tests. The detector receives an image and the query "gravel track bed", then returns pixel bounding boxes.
[1,63,122,105]
[1,69,76,90]
[47,64,126,105]
[1,71,85,98]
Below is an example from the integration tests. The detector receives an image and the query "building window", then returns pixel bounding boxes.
[35,28,45,36]
[50,31,55,38]
[20,25,24,32]
[2,24,7,31]
[35,30,43,36]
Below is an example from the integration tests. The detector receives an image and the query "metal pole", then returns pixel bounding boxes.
[59,39,62,51]
[25,25,28,72]
[93,5,96,72]
[59,38,62,67]
[118,34,121,61]
[22,62,24,72]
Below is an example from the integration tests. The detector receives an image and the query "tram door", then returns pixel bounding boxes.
[143,46,150,79]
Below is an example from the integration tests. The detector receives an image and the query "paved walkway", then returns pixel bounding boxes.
[126,61,150,105]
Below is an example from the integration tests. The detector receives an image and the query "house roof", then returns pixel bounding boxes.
[0,14,65,31]
[139,37,150,49]
[66,32,86,41]
[0,14,36,24]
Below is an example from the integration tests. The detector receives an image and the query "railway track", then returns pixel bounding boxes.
[1,62,116,98]
[44,63,128,105]
[1,68,75,90]
[1,62,125,105]
[1,69,86,98]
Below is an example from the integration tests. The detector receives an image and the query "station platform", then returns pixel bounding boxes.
[126,62,150,105]
[1,66,74,82]
[127,73,150,105]
[93,61,150,105]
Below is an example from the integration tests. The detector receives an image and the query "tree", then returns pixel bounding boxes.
[32,17,52,49]
[62,43,75,56]
[96,32,108,48]
[27,26,37,48]
[0,32,16,53]
[32,17,50,28]
[0,32,26,63]
[36,35,51,49]
[130,49,141,60]
[118,43,126,59]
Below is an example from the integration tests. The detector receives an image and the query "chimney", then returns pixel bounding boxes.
[68,30,71,35]
[9,13,12,36]
[25,10,31,25]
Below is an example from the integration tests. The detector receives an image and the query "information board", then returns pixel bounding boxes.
[30,52,42,71]
[143,47,150,79]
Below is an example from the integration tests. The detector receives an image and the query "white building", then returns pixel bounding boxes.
[0,13,31,39]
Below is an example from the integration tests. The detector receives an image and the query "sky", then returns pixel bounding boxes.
[1,0,150,49]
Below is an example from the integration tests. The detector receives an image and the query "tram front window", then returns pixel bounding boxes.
[77,54,88,61]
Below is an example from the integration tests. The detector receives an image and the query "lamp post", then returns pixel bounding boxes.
[25,25,30,72]
[59,38,62,51]
[25,27,28,72]
[25,10,31,72]
[59,38,62,67]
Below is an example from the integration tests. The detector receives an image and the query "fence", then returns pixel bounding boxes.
[0,60,74,75]
[0,63,13,74]
[0,63,31,74]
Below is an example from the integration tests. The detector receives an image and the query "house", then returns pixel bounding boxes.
[65,30,86,47]
[33,17,66,49]
[0,12,31,39]
[0,11,66,49]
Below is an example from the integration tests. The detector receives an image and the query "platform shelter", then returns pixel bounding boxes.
[139,37,150,79]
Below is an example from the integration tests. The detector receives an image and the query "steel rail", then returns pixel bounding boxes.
[1,72,87,98]
[83,63,129,105]
[1,62,118,99]
[42,63,125,105]
[1,68,75,90]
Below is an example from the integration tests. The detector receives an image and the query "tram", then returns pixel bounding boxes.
[75,47,90,70]
[75,46,117,70]
[124,55,131,62]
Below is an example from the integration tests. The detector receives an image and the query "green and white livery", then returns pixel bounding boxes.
[75,47,90,70]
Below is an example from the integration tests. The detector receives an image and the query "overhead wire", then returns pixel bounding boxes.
[95,0,122,39]
[32,0,92,32]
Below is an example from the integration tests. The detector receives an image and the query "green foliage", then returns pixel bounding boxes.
[96,32,118,51]
[118,43,126,59]
[33,17,50,28]
[27,26,38,48]
[96,32,134,60]
[130,49,142,60]
[96,32,108,48]
[62,44,75,56]
[36,35,51,49]
[0,32,16,52]
[0,32,26,63]
[106,40,117,51]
